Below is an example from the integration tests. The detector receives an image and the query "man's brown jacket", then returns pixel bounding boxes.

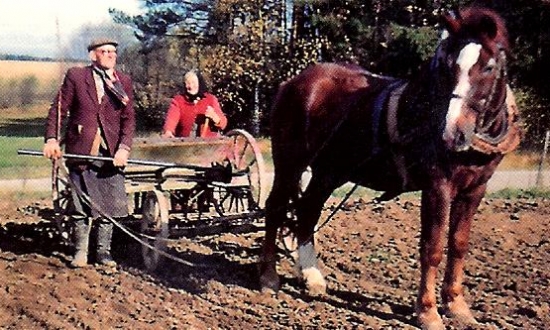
[45,65,135,156]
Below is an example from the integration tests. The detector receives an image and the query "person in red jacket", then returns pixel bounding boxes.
[43,38,135,268]
[162,71,227,138]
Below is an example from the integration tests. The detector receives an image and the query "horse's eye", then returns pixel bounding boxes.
[483,64,494,73]
[483,59,497,74]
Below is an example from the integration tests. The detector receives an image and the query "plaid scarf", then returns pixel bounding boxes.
[93,67,129,106]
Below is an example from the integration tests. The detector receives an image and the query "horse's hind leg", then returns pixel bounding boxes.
[259,171,300,293]
[442,187,485,325]
[294,174,337,296]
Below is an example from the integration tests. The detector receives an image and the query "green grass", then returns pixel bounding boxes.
[330,183,423,200]
[487,187,550,199]
[0,137,51,179]
[332,184,377,199]
[0,104,52,179]
[332,184,550,201]
[0,189,51,201]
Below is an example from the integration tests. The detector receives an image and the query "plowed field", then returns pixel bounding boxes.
[0,195,548,329]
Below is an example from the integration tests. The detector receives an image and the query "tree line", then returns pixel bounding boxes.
[111,0,550,150]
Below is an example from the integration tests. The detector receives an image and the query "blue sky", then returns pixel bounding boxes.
[0,0,142,58]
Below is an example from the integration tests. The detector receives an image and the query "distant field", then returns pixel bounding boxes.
[0,60,84,83]
[0,60,87,109]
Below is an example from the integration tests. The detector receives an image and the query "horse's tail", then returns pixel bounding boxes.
[263,79,304,217]
[271,63,373,169]
[270,77,310,185]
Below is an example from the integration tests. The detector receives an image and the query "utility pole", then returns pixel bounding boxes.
[56,17,65,83]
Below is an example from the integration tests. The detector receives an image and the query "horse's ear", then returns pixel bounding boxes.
[441,8,462,34]
[478,15,498,40]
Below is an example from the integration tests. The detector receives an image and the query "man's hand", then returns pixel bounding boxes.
[43,139,62,159]
[161,130,175,138]
[205,106,220,125]
[113,148,130,167]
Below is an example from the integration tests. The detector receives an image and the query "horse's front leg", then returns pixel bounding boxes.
[442,185,485,324]
[416,186,451,330]
[294,177,335,296]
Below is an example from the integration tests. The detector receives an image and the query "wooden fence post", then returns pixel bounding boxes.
[536,130,550,187]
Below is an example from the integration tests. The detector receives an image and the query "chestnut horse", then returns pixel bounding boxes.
[260,7,521,330]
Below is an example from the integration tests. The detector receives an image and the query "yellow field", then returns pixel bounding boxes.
[0,60,85,84]
[2,102,50,119]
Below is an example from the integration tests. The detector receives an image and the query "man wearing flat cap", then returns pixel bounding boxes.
[43,37,135,268]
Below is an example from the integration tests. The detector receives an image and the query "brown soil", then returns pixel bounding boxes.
[0,195,548,329]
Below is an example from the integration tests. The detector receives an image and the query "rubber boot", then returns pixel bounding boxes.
[70,218,90,268]
[96,219,117,267]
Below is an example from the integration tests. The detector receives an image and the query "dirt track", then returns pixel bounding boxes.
[0,195,548,329]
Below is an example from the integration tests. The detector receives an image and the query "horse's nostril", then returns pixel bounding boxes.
[457,131,466,144]
[453,130,474,151]
[444,129,468,151]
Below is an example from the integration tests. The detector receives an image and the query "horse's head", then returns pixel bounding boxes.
[435,7,510,152]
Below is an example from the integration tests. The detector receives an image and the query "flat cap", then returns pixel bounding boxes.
[87,38,118,51]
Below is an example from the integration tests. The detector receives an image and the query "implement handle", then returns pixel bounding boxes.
[17,149,208,171]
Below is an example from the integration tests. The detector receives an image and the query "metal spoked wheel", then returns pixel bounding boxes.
[141,190,170,271]
[213,129,267,216]
[212,185,249,215]
[52,160,73,241]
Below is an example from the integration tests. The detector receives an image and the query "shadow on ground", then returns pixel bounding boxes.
[0,206,265,294]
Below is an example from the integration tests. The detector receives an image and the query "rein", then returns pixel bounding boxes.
[429,43,520,155]
[58,164,229,269]
[278,72,398,249]
[306,43,520,240]
[467,49,521,154]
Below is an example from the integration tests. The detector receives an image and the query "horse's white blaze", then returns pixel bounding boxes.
[443,43,482,145]
[454,43,482,97]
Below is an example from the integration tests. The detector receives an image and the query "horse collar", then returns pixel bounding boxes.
[470,85,521,155]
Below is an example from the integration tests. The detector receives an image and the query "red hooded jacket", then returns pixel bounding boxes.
[162,93,227,137]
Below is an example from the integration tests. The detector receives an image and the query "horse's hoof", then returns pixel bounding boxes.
[260,286,277,296]
[417,307,444,330]
[302,267,327,296]
[260,278,280,293]
[259,270,280,293]
[445,298,477,325]
[419,320,445,330]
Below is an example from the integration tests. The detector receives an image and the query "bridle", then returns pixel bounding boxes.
[433,36,513,152]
